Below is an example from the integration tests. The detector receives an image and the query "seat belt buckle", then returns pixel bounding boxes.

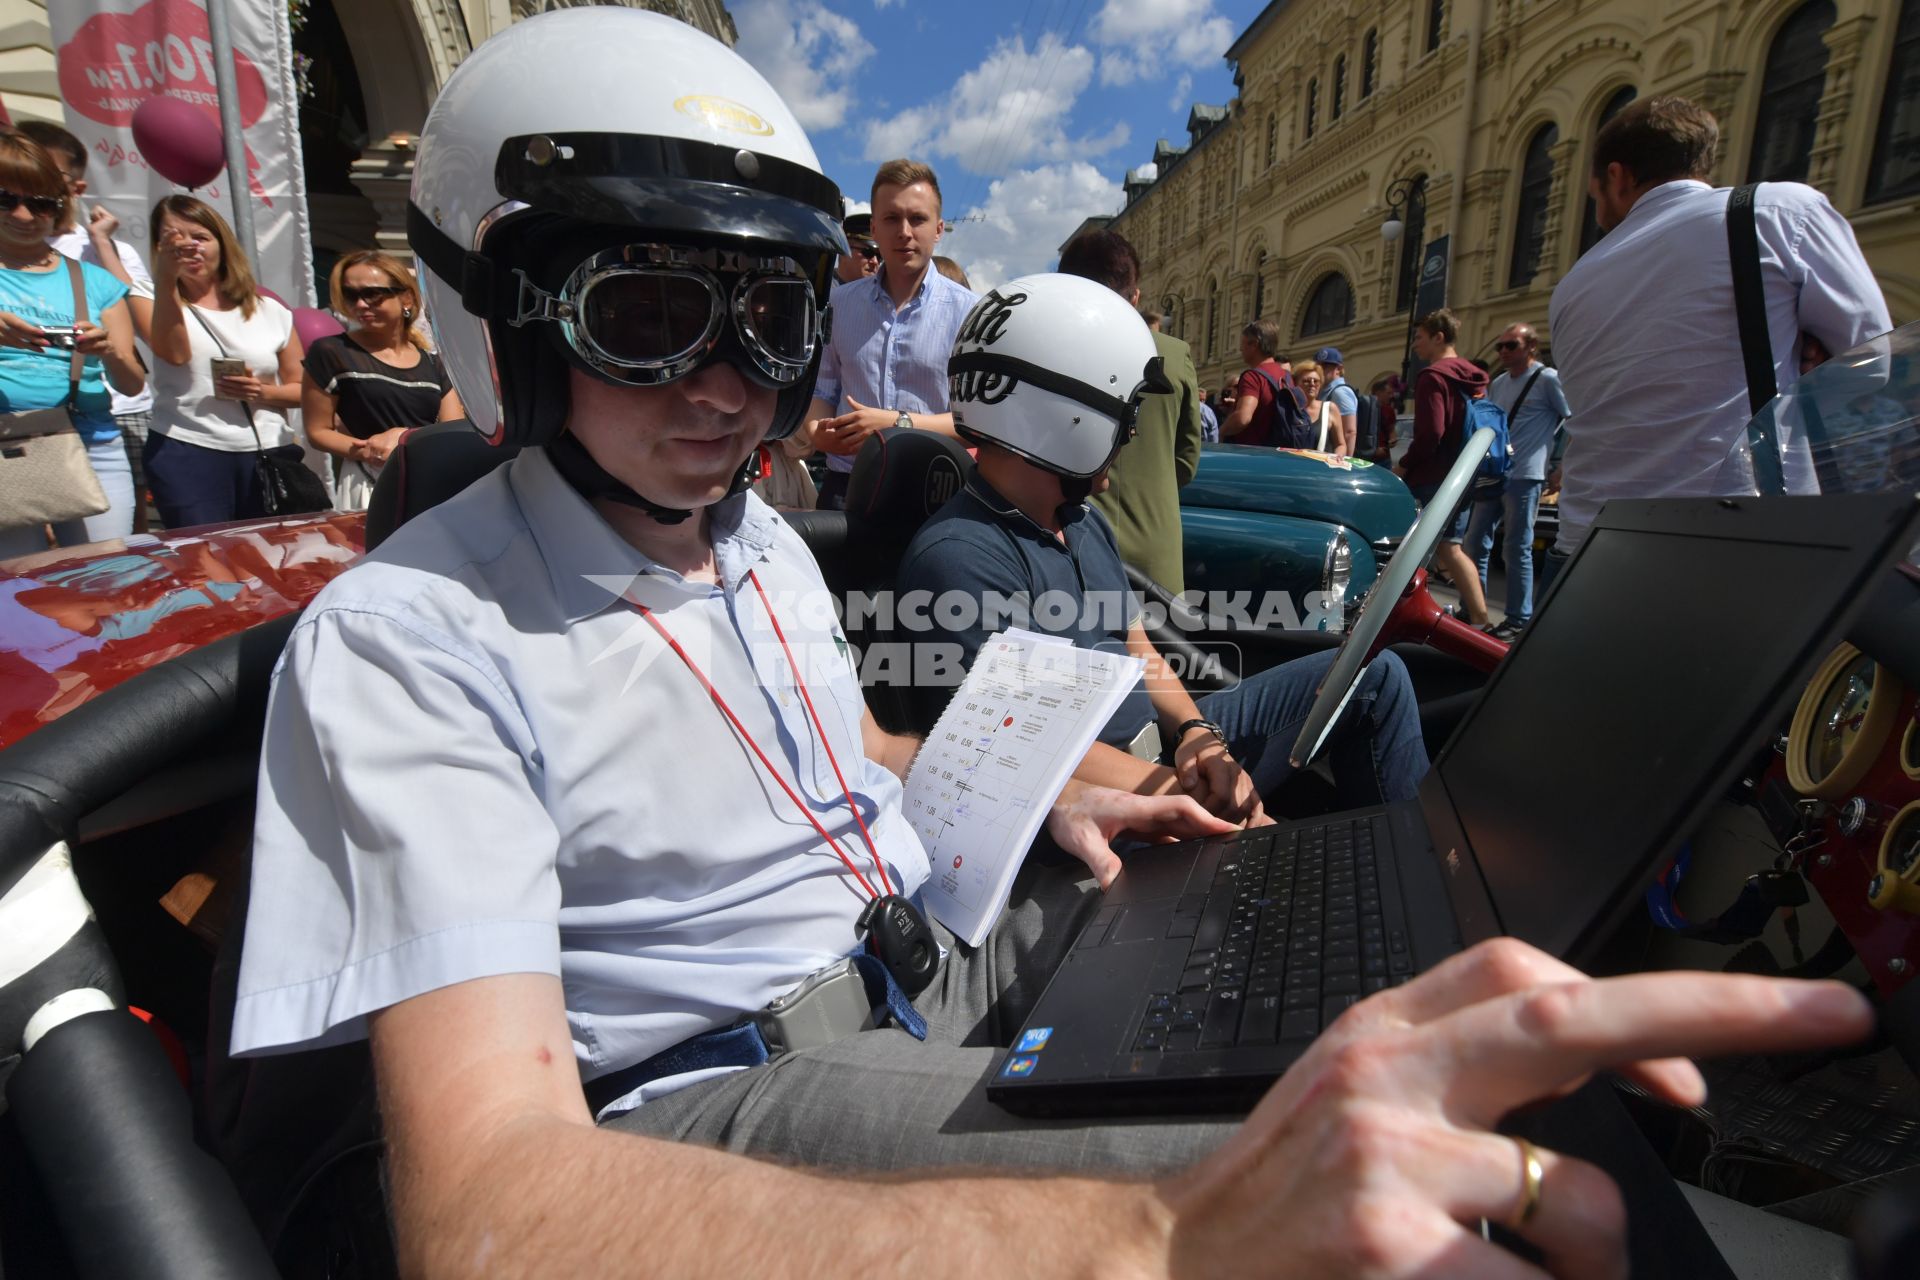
[751,958,877,1056]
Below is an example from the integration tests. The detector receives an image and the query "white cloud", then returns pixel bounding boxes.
[939,162,1124,291]
[1166,73,1193,113]
[1091,0,1233,86]
[733,0,876,132]
[861,34,1124,175]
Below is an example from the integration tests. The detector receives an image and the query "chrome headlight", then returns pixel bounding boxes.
[1322,530,1354,617]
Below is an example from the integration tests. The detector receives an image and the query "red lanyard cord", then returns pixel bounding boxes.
[631,592,891,900]
[746,570,893,896]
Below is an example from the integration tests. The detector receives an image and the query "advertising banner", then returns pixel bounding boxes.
[1404,233,1451,391]
[50,0,317,307]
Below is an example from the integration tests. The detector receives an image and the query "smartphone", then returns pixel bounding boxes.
[210,357,249,398]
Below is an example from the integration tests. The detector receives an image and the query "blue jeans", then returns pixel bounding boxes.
[0,432,135,560]
[1186,647,1429,808]
[1464,478,1544,624]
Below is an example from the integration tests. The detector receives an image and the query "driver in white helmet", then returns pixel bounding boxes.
[898,274,1429,838]
[229,13,1875,1278]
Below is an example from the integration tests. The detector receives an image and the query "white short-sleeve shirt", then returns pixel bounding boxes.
[233,445,932,1101]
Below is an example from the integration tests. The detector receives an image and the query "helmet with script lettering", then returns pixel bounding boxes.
[947,273,1169,481]
[405,7,846,518]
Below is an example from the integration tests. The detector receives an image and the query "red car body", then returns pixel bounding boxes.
[0,513,367,752]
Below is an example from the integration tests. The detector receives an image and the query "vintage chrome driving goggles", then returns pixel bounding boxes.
[509,243,822,388]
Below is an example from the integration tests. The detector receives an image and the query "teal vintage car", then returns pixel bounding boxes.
[1178,444,1418,629]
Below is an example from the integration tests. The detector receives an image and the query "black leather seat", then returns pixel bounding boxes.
[787,429,972,731]
[365,419,517,551]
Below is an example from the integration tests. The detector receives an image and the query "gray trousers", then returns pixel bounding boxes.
[605,857,1238,1175]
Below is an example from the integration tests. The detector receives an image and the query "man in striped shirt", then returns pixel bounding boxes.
[807,159,980,508]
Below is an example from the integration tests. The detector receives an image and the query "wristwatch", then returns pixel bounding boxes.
[894,409,913,431]
[1176,718,1228,750]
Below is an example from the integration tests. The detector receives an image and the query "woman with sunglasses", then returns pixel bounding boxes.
[301,251,462,510]
[143,194,306,528]
[0,131,146,559]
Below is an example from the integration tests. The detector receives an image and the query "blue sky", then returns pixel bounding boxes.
[732,0,1268,287]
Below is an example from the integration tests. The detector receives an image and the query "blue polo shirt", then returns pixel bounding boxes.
[895,472,1155,746]
[1324,375,1360,421]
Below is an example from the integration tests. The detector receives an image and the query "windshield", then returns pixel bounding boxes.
[1724,323,1920,560]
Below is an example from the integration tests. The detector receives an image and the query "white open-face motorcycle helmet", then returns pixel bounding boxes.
[947,273,1170,481]
[407,7,846,466]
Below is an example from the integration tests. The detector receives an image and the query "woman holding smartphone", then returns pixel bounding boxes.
[142,194,305,528]
[0,132,146,558]
[301,250,461,510]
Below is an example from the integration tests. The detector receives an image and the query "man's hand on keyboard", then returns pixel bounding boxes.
[1045,783,1238,889]
[1173,731,1267,825]
[1138,938,1872,1278]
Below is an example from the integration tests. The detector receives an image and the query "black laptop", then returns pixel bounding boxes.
[988,491,1920,1116]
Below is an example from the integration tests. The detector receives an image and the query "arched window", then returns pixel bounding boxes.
[1265,113,1277,167]
[1509,123,1560,288]
[1361,29,1378,98]
[1332,55,1347,120]
[1579,86,1638,255]
[1301,273,1356,338]
[1427,0,1446,53]
[1253,251,1268,320]
[1305,79,1319,139]
[1867,0,1920,204]
[1206,278,1220,358]
[1394,174,1428,313]
[1747,0,1837,183]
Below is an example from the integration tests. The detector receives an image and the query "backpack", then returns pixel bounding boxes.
[1352,393,1380,455]
[1250,366,1315,450]
[1458,388,1513,487]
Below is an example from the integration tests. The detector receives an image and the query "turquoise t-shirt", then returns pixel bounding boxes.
[0,259,130,443]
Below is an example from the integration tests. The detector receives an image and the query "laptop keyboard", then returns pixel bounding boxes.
[1123,818,1412,1054]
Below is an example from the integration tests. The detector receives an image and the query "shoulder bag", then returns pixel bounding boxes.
[1727,183,1786,496]
[0,257,110,530]
[188,305,331,518]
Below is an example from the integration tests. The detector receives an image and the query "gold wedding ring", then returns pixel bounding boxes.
[1509,1136,1546,1229]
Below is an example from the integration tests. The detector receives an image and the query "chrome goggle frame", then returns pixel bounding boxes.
[508,243,820,387]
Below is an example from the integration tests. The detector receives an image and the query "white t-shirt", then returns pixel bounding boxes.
[50,227,155,416]
[233,447,931,1112]
[149,296,296,451]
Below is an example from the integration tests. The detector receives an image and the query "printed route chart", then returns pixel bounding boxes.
[905,628,1145,945]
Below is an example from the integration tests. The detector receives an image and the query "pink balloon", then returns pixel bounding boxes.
[292,306,344,350]
[132,96,225,189]
[256,286,285,306]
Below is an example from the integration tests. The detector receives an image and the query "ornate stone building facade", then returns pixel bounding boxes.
[1106,0,1920,397]
[0,0,737,266]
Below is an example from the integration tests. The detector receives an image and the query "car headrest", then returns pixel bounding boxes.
[843,427,971,541]
[365,421,519,551]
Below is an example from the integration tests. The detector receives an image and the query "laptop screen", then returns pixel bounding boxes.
[1436,496,1912,959]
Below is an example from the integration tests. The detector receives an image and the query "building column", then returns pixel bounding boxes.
[1536,137,1581,289]
[349,139,419,261]
[1809,14,1879,197]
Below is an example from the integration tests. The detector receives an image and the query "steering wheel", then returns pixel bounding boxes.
[1289,427,1495,769]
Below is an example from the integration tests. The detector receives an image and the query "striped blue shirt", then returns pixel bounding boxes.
[815,268,980,473]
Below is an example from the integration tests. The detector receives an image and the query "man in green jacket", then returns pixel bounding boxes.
[1058,228,1203,595]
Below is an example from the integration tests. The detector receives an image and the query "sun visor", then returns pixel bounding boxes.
[495,132,848,257]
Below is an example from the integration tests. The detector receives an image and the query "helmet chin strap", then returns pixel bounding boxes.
[546,430,756,526]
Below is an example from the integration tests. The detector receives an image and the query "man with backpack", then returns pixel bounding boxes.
[1396,308,1492,628]
[1222,319,1312,448]
[1465,323,1571,641]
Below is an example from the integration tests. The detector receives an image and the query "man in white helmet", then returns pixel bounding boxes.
[898,275,1430,836]
[225,13,1874,1277]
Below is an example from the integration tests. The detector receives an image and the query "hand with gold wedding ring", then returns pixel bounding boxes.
[1146,937,1873,1279]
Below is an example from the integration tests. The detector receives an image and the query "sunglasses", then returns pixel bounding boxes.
[1494,339,1525,352]
[0,188,64,219]
[511,242,821,389]
[852,241,880,260]
[341,284,402,305]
